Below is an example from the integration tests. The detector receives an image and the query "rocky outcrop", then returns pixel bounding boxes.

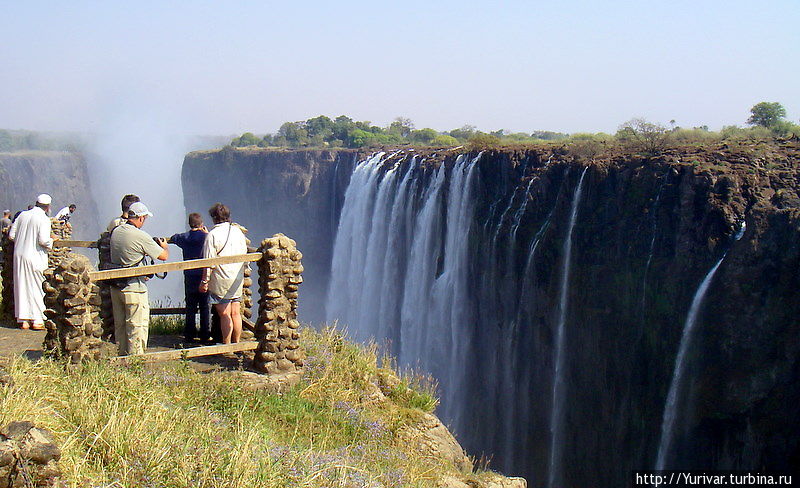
[398,412,473,473]
[0,421,61,488]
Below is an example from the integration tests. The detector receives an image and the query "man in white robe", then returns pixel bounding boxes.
[8,194,53,330]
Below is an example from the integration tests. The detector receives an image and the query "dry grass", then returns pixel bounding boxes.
[0,326,464,488]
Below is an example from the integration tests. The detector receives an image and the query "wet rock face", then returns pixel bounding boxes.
[253,233,304,375]
[0,421,61,488]
[42,252,113,362]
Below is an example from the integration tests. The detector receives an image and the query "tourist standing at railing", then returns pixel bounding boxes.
[107,194,140,232]
[169,212,211,344]
[199,203,247,347]
[55,203,76,230]
[0,210,12,235]
[8,194,53,330]
[109,202,168,355]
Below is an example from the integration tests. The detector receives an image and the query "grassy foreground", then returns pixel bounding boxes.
[0,327,477,488]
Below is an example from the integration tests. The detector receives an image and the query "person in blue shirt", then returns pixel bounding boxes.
[169,212,210,343]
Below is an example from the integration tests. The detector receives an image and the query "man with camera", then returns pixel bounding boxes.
[109,201,168,355]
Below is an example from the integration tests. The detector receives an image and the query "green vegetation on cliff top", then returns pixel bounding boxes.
[229,102,800,152]
[0,327,499,488]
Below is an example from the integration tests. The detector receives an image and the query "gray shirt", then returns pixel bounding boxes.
[0,217,11,234]
[110,223,164,292]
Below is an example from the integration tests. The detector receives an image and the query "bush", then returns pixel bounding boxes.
[430,134,459,146]
[616,118,671,155]
[671,128,721,145]
[466,133,501,150]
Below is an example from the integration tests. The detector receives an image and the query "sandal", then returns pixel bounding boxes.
[30,324,45,331]
[19,321,30,330]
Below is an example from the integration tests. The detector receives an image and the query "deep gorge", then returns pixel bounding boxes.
[182,143,800,486]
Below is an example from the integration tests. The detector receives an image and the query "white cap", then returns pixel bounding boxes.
[36,194,52,205]
[127,202,154,218]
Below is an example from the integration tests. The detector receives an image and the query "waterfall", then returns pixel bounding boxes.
[548,166,589,488]
[326,151,481,430]
[641,176,668,315]
[654,220,746,470]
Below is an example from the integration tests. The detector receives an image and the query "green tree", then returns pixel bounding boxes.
[387,117,414,138]
[409,128,438,145]
[306,115,333,138]
[279,122,309,147]
[747,102,786,128]
[616,118,670,155]
[448,125,477,142]
[231,132,261,147]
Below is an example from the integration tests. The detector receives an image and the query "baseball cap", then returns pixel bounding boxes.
[36,194,52,205]
[127,202,154,218]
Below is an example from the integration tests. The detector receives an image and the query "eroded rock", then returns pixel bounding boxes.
[0,421,61,488]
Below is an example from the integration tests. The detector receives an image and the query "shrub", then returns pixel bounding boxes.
[616,118,671,155]
[431,134,459,146]
[466,133,501,150]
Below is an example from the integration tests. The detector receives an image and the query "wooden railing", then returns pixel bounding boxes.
[89,253,262,281]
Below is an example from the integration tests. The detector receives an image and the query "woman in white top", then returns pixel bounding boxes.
[199,203,247,344]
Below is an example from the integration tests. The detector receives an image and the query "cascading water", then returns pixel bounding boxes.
[326,151,481,430]
[654,220,747,470]
[641,176,668,315]
[548,166,588,488]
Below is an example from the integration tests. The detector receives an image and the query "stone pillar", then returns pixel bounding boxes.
[48,219,71,269]
[95,231,115,340]
[254,233,305,375]
[42,252,112,362]
[0,233,14,324]
[0,219,71,324]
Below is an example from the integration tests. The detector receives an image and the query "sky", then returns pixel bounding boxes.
[1,0,799,135]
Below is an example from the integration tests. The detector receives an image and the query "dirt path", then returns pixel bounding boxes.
[0,322,252,372]
[0,323,45,360]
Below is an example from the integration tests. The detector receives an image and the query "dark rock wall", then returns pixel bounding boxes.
[0,151,99,239]
[181,143,800,485]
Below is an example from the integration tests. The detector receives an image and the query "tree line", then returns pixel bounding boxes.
[229,115,571,149]
[229,102,799,151]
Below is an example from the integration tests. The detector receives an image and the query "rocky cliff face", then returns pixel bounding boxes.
[182,141,800,485]
[0,151,99,238]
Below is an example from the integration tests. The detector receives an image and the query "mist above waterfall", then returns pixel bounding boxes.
[86,105,192,302]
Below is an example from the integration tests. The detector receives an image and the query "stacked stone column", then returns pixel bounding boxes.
[48,219,71,269]
[1,219,71,324]
[42,252,111,362]
[0,233,13,323]
[95,231,115,340]
[253,233,304,374]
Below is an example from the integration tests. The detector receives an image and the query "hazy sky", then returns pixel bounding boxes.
[2,0,798,135]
